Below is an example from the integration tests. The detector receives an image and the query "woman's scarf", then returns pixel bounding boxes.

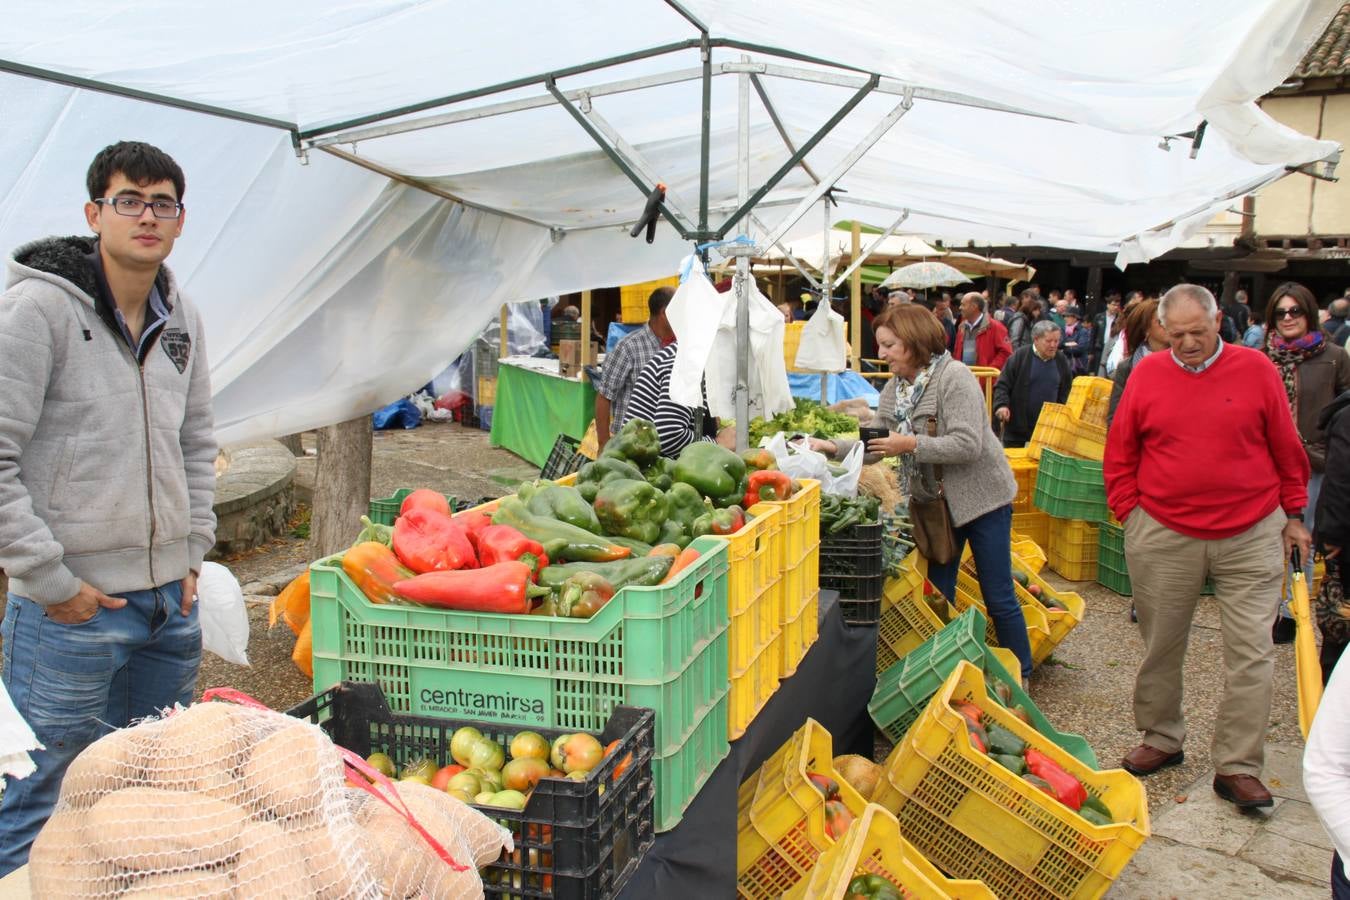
[891,352,948,492]
[1266,329,1325,413]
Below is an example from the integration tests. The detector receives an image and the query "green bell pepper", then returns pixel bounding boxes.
[554,572,616,618]
[845,874,903,900]
[525,482,602,534]
[985,721,1027,758]
[656,517,690,548]
[671,442,748,508]
[593,478,668,545]
[991,752,1027,775]
[664,483,708,530]
[692,504,746,538]
[491,498,632,562]
[643,456,674,491]
[601,417,661,467]
[576,456,645,503]
[537,555,673,593]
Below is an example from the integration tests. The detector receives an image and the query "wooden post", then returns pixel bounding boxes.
[498,304,509,360]
[1086,266,1103,318]
[1220,271,1239,307]
[580,290,594,365]
[851,222,862,371]
[309,416,373,559]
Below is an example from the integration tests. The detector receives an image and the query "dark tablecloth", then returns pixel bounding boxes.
[618,590,877,896]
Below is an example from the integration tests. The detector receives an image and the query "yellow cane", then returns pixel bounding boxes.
[1289,547,1323,739]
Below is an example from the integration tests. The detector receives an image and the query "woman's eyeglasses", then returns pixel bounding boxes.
[1274,307,1305,320]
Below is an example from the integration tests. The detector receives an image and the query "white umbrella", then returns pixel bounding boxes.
[880,261,970,290]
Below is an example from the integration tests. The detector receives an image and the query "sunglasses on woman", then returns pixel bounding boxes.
[1274,307,1305,319]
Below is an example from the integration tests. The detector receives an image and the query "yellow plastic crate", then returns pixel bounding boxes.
[876,553,951,676]
[724,506,783,617]
[619,276,679,323]
[957,550,1082,667]
[1010,534,1047,574]
[730,626,784,740]
[736,718,869,900]
[753,479,820,676]
[477,375,497,406]
[873,663,1150,899]
[1047,516,1100,582]
[953,568,1053,667]
[769,478,821,570]
[1028,402,1107,462]
[1006,451,1039,514]
[1066,376,1114,429]
[1011,510,1050,549]
[782,804,995,900]
[781,579,820,679]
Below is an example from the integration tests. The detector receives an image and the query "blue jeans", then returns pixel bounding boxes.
[0,583,200,875]
[1335,851,1350,900]
[926,504,1034,678]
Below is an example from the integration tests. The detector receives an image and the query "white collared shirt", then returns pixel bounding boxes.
[1171,339,1223,374]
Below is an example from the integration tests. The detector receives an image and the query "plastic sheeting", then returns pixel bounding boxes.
[0,1,1341,442]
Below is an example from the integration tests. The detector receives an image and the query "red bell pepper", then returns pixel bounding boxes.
[744,470,794,507]
[399,488,452,518]
[393,508,477,573]
[393,561,550,613]
[1024,748,1087,811]
[710,505,745,536]
[476,525,550,578]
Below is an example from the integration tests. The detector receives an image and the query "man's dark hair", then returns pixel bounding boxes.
[647,285,675,318]
[87,141,186,202]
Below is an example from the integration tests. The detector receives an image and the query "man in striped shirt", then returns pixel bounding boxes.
[622,341,734,459]
[594,286,674,451]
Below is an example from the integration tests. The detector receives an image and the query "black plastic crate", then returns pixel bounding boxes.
[540,434,586,481]
[821,571,885,625]
[287,682,655,900]
[819,521,883,580]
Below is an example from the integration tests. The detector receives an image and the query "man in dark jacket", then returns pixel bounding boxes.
[993,320,1072,446]
[1091,294,1123,374]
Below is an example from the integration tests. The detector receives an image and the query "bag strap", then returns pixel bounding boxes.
[924,416,945,495]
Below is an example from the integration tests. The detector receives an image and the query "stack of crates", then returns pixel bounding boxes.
[619,276,680,323]
[819,518,885,625]
[1029,378,1114,582]
[753,480,821,679]
[1005,447,1048,548]
[724,506,785,741]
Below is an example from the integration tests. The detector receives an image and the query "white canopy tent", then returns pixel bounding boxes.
[0,0,1340,442]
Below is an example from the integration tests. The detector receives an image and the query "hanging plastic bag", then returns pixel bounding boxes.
[705,277,794,421]
[666,257,727,409]
[196,562,250,666]
[793,299,847,372]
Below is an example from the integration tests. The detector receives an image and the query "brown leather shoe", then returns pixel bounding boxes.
[1121,744,1185,775]
[1213,773,1274,808]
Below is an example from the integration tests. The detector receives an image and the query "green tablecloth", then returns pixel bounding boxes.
[490,361,596,467]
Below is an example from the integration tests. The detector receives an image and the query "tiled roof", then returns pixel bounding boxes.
[1295,3,1350,79]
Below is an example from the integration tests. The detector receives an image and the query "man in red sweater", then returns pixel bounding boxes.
[1105,283,1312,809]
[953,293,1013,370]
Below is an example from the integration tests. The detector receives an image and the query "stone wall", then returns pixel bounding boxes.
[209,440,299,560]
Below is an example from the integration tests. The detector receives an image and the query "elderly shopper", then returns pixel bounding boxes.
[953,292,1013,370]
[993,320,1071,447]
[1105,283,1311,809]
[1262,282,1350,642]
[815,305,1032,676]
[1060,305,1093,375]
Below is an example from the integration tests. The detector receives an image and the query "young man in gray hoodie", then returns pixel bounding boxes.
[0,142,217,873]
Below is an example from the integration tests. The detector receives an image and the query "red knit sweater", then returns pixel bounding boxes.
[1105,344,1309,539]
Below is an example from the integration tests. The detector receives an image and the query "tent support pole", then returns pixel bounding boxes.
[545,79,689,238]
[831,210,911,290]
[759,91,913,251]
[576,105,698,230]
[716,75,880,239]
[699,33,712,239]
[750,73,822,186]
[734,55,752,452]
[851,222,862,372]
[749,214,822,291]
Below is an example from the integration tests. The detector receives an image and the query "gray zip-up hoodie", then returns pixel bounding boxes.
[0,236,217,606]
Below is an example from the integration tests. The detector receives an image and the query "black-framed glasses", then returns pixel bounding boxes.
[1274,307,1305,320]
[94,196,183,219]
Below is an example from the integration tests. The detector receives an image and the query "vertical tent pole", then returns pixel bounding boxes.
[580,290,594,369]
[820,199,830,405]
[734,56,752,451]
[851,221,862,372]
[499,304,509,360]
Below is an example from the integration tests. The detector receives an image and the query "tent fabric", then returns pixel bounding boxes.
[0,1,1341,443]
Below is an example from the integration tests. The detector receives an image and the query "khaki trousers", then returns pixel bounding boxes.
[1124,507,1285,776]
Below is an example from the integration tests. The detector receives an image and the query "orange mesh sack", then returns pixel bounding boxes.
[29,697,510,899]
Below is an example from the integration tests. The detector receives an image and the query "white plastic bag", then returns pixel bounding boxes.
[761,432,864,497]
[793,300,848,372]
[705,279,794,421]
[196,562,250,666]
[666,257,727,409]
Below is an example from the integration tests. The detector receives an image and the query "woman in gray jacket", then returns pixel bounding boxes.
[816,305,1032,676]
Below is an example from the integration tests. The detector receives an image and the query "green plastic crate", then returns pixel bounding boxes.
[367,488,457,526]
[310,536,729,765]
[1032,449,1109,522]
[869,608,1098,768]
[654,690,729,832]
[1098,519,1213,597]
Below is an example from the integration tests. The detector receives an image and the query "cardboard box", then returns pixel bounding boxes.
[559,340,596,379]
